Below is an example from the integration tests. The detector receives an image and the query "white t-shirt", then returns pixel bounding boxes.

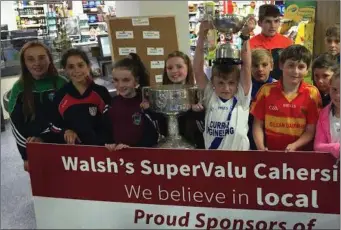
[203,82,251,150]
[330,112,340,143]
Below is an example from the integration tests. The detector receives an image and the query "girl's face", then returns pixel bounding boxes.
[330,78,340,109]
[65,55,91,84]
[313,68,334,94]
[112,68,137,98]
[24,46,51,79]
[166,57,188,84]
[251,57,273,82]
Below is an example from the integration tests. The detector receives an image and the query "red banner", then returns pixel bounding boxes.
[27,143,339,229]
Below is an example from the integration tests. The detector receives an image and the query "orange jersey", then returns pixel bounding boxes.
[250,33,293,50]
[250,81,322,151]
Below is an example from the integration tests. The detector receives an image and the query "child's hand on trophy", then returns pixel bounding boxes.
[140,99,150,110]
[198,20,214,37]
[192,103,205,112]
[242,16,256,36]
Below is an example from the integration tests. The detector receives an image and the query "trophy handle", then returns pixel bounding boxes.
[142,86,150,101]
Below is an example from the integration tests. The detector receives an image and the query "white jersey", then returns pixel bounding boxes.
[203,82,251,150]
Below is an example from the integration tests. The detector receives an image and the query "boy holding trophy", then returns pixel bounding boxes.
[193,16,256,150]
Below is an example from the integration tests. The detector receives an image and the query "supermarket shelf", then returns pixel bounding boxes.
[81,31,108,36]
[19,14,45,17]
[72,41,98,47]
[88,22,107,25]
[19,5,44,8]
[20,24,46,28]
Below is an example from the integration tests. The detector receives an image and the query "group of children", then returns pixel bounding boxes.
[8,6,340,172]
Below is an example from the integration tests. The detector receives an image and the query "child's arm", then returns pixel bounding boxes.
[99,87,114,145]
[136,113,159,147]
[193,21,213,90]
[253,118,267,150]
[239,17,255,96]
[250,85,267,150]
[285,125,316,151]
[40,90,75,144]
[286,87,322,152]
[314,114,340,158]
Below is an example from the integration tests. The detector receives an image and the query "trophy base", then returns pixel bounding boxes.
[213,57,243,65]
[156,136,195,149]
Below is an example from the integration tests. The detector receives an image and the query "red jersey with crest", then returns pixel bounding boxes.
[250,81,322,151]
[48,81,113,146]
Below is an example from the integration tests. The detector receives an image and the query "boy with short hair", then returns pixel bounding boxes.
[251,45,322,152]
[250,4,292,50]
[312,53,337,107]
[250,4,293,80]
[324,25,340,63]
[248,48,276,150]
[192,18,256,150]
[251,48,276,99]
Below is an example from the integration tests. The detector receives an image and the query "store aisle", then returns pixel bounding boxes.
[1,122,36,229]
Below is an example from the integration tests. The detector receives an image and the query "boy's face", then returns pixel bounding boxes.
[212,75,239,100]
[251,57,273,82]
[259,16,281,37]
[313,67,334,94]
[325,36,340,56]
[280,59,308,87]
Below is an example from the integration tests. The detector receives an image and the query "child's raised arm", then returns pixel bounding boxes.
[239,17,256,96]
[193,21,214,89]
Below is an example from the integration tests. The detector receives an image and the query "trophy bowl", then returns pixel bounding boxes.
[142,84,200,149]
[144,84,198,115]
[213,14,246,33]
[211,14,248,62]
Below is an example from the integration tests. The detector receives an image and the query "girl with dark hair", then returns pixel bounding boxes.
[311,53,337,107]
[47,48,113,147]
[8,41,67,171]
[127,53,149,87]
[314,66,340,158]
[142,51,205,149]
[105,57,158,150]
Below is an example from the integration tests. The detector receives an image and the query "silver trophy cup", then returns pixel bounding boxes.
[213,14,246,61]
[203,10,251,63]
[142,84,200,149]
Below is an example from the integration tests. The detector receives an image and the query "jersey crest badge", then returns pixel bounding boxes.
[89,106,97,116]
[132,112,142,125]
[48,92,55,101]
